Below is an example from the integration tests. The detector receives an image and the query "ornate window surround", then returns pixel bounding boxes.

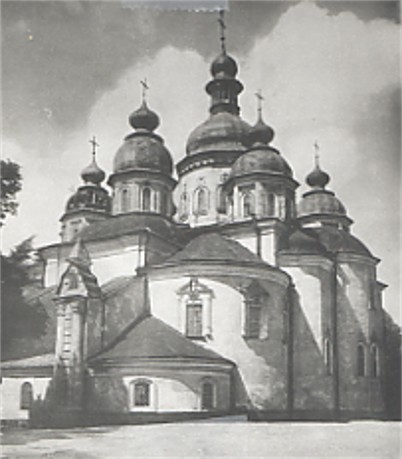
[176,278,214,339]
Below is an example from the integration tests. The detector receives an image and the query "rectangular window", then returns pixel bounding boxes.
[186,302,203,338]
[247,303,261,338]
[134,382,150,407]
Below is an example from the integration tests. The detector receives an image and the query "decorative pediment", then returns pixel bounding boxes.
[176,277,214,299]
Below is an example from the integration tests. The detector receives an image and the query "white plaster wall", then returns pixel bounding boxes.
[150,275,286,409]
[0,377,51,420]
[122,376,198,412]
[260,231,276,266]
[174,167,231,226]
[44,247,142,287]
[282,266,322,349]
[91,249,141,285]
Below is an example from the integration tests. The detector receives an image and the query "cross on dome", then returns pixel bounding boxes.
[314,140,320,167]
[140,78,149,103]
[255,90,264,118]
[217,10,226,54]
[89,136,99,159]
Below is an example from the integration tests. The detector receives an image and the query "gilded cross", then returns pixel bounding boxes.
[218,10,226,53]
[140,78,149,102]
[89,136,99,159]
[255,90,264,117]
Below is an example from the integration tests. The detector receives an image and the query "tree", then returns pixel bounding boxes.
[1,237,47,358]
[1,159,22,225]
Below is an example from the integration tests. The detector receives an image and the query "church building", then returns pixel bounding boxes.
[1,13,386,425]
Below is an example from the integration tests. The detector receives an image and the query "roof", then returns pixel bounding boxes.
[90,315,230,363]
[76,213,180,244]
[164,232,266,266]
[279,228,328,255]
[313,226,373,258]
[279,226,373,258]
[1,353,55,369]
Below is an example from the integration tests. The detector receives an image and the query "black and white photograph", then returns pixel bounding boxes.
[1,0,401,457]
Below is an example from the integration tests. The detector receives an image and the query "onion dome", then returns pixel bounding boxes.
[298,160,348,219]
[113,100,173,176]
[245,115,275,147]
[306,165,330,189]
[231,147,293,179]
[129,101,160,132]
[230,113,292,179]
[81,157,106,185]
[186,112,251,156]
[211,52,238,78]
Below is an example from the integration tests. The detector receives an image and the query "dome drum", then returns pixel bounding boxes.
[62,185,111,221]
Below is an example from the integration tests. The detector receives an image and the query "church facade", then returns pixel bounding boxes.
[1,22,386,425]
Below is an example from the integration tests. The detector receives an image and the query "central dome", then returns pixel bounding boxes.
[186,112,251,156]
[113,132,173,175]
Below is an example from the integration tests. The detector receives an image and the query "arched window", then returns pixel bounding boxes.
[201,381,215,410]
[132,380,151,407]
[324,338,332,375]
[216,185,226,214]
[242,191,254,218]
[357,343,366,377]
[142,187,152,212]
[20,382,33,410]
[194,187,209,216]
[371,343,379,377]
[179,190,189,220]
[267,193,275,216]
[121,188,130,213]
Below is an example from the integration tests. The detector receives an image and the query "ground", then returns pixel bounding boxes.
[1,417,400,458]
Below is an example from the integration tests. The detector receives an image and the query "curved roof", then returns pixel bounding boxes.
[90,315,231,364]
[113,132,173,176]
[313,226,373,257]
[231,146,293,179]
[298,189,347,218]
[186,112,250,156]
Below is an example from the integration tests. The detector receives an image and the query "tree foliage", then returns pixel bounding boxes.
[1,159,22,224]
[1,237,47,358]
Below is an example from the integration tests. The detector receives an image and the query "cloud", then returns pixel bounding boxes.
[2,2,399,321]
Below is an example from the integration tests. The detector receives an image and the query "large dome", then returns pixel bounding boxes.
[298,189,346,218]
[231,146,293,179]
[186,112,251,156]
[113,132,173,175]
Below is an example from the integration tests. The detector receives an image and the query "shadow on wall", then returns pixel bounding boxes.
[383,311,401,420]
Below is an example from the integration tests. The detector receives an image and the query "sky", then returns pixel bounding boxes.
[1,0,400,322]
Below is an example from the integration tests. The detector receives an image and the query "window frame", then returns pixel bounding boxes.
[185,301,203,339]
[357,343,366,377]
[130,379,153,410]
[370,343,380,378]
[201,380,216,411]
[20,381,33,410]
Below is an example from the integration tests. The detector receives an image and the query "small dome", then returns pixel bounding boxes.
[81,158,106,185]
[231,147,293,179]
[306,165,330,189]
[129,101,160,132]
[65,185,111,215]
[211,52,238,78]
[246,117,275,147]
[298,189,346,218]
[186,111,251,155]
[113,132,173,175]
